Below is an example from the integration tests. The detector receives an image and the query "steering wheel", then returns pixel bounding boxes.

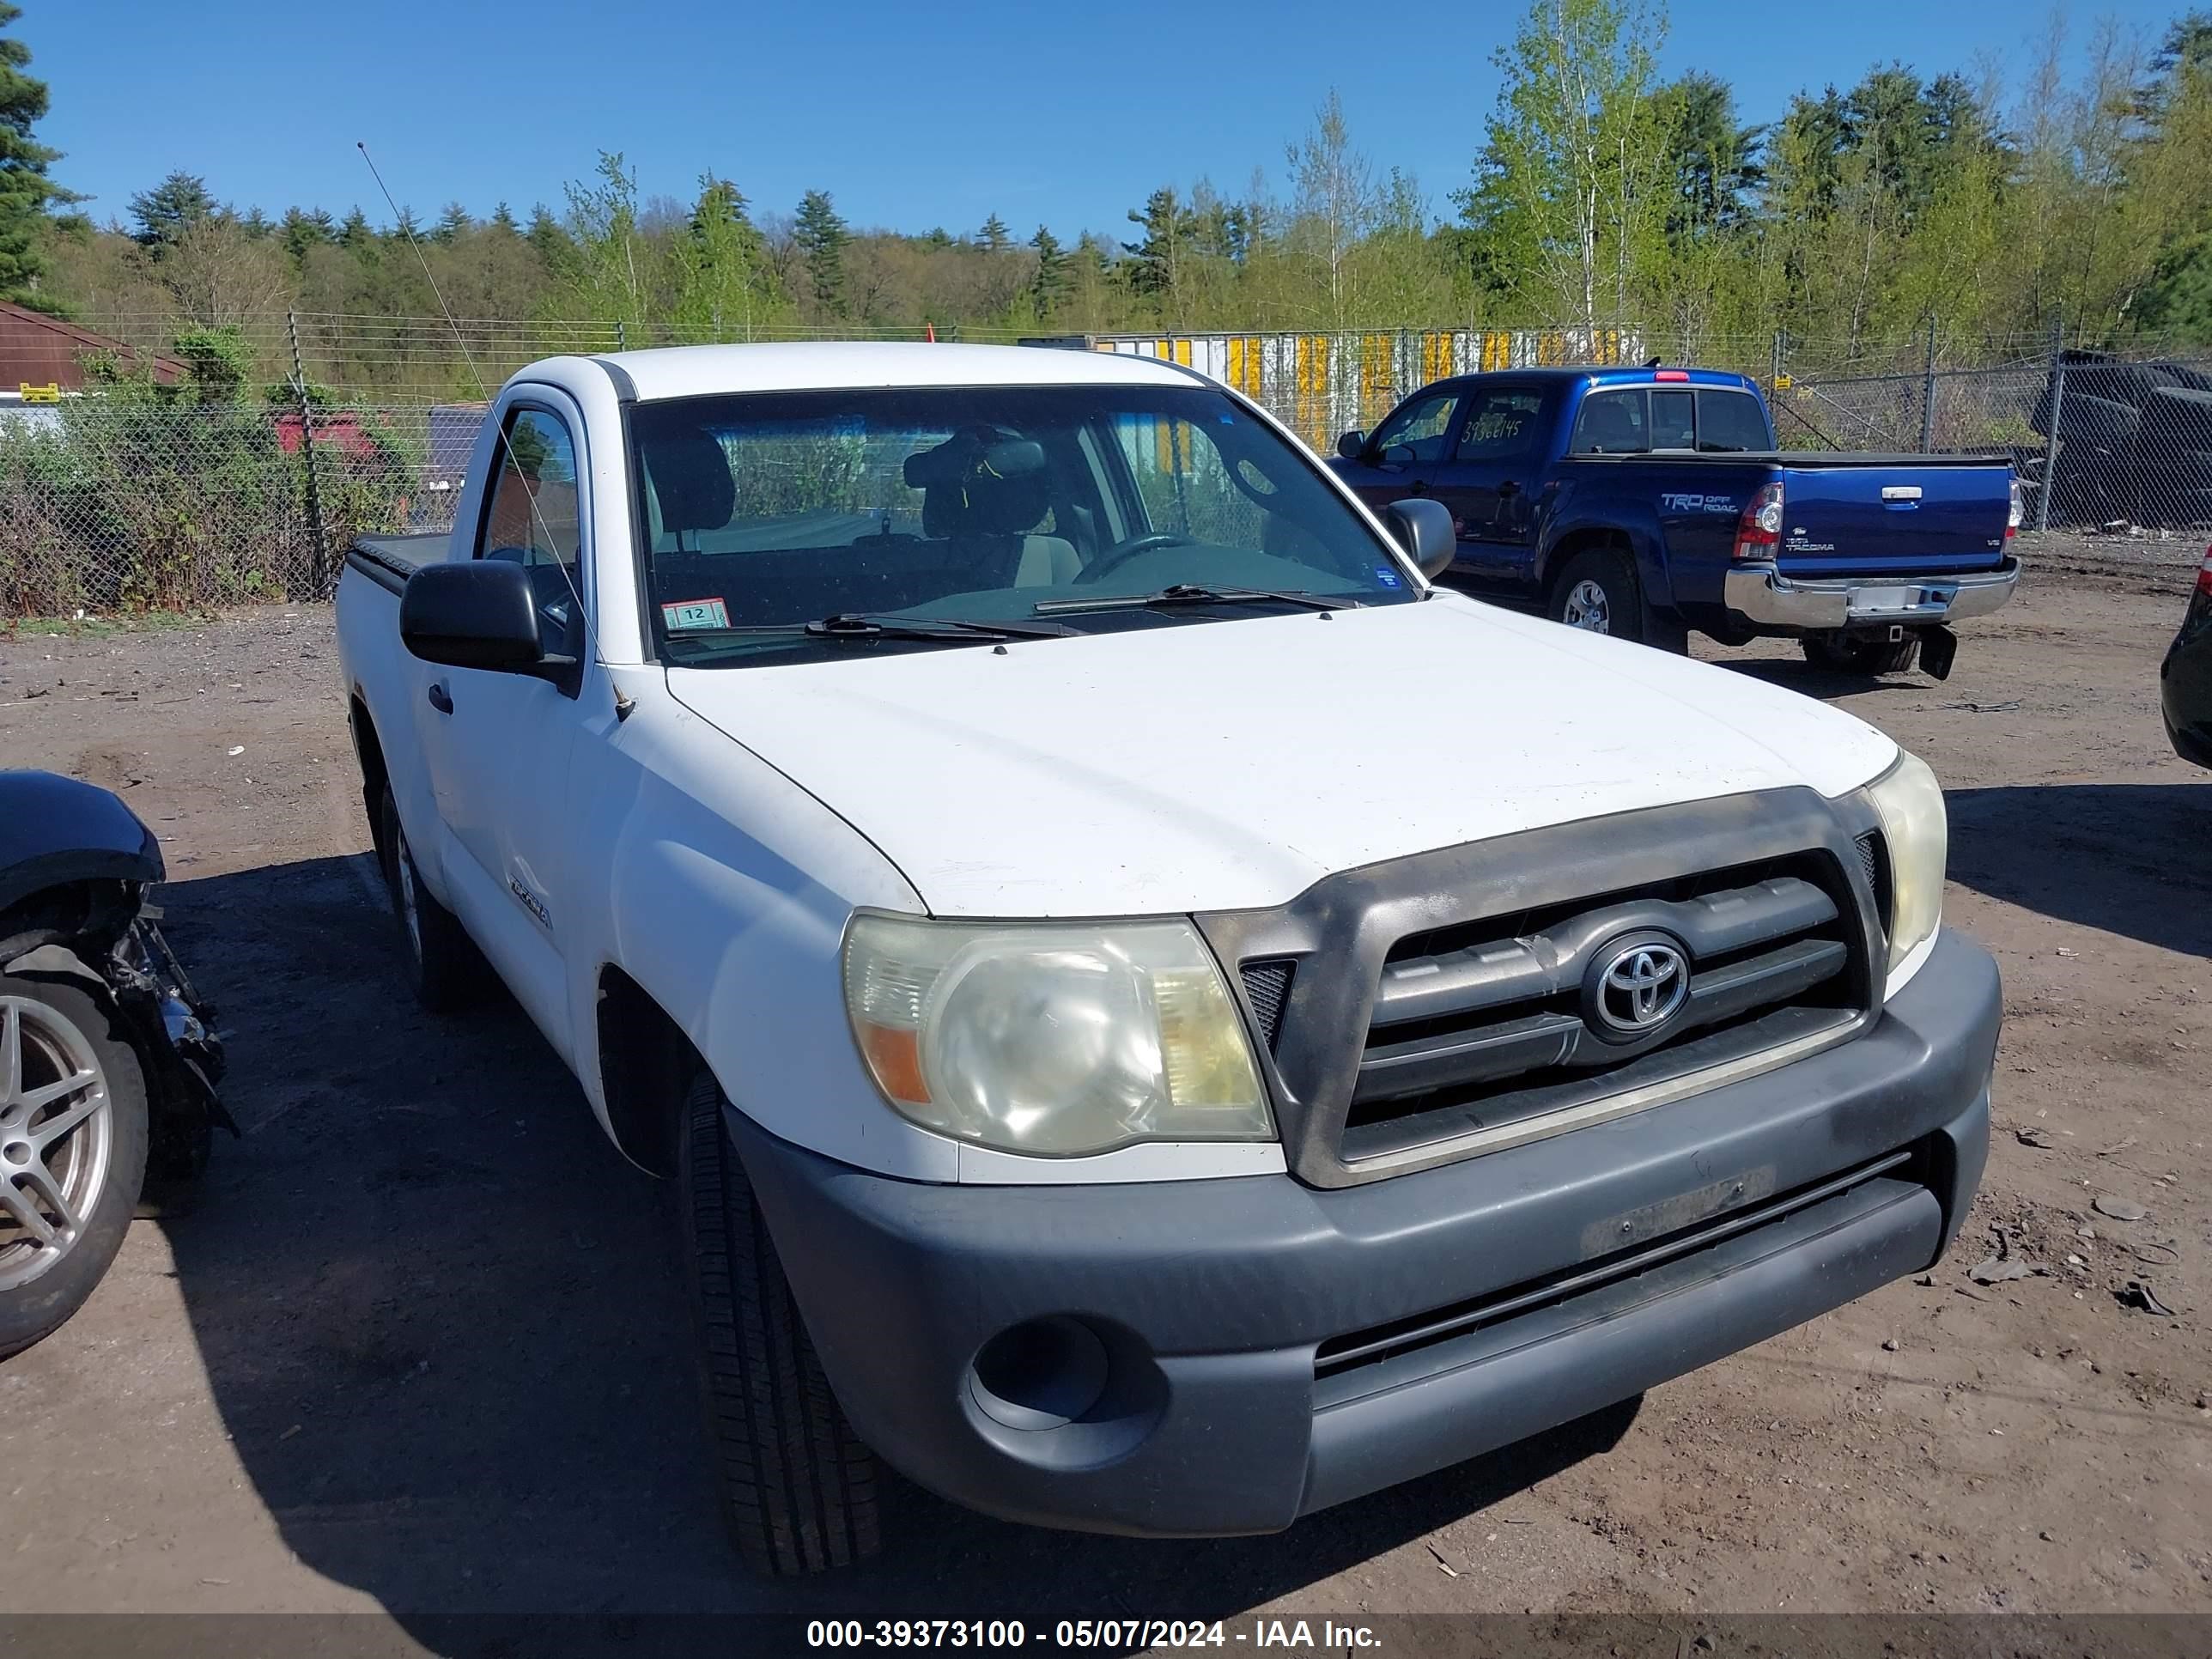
[1074,532,1182,584]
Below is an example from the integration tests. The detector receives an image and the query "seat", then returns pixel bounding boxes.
[1578,400,1645,454]
[644,429,737,551]
[906,429,1075,588]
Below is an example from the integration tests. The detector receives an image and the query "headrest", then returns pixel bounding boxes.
[646,429,737,534]
[902,432,1045,489]
[905,430,1049,538]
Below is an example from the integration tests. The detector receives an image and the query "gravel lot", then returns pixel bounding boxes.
[1,550,2208,1634]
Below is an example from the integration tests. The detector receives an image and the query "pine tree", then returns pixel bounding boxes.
[525,203,567,263]
[489,201,519,234]
[0,3,76,309]
[278,206,335,263]
[978,212,1011,252]
[433,202,471,244]
[793,188,849,314]
[1029,224,1068,318]
[127,170,216,249]
[338,207,374,251]
[1124,187,1198,299]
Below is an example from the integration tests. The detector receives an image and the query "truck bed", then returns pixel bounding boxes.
[347,533,442,595]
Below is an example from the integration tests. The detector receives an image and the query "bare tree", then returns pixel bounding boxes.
[1286,90,1376,328]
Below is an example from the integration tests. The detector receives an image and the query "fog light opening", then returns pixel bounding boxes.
[968,1316,1110,1432]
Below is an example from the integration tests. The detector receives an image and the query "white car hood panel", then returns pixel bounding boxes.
[665,595,1898,917]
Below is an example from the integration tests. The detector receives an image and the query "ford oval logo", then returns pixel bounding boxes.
[1593,939,1689,1036]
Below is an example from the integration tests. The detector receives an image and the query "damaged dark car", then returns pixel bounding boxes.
[0,769,230,1358]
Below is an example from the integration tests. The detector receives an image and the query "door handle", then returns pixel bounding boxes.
[1498,479,1522,497]
[427,682,453,715]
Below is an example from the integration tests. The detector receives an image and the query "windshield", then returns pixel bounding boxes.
[631,383,1416,663]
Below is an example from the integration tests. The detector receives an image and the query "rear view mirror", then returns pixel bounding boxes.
[1386,498,1455,580]
[401,560,568,678]
[1335,429,1366,460]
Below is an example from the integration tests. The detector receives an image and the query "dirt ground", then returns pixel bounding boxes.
[1,550,2208,1635]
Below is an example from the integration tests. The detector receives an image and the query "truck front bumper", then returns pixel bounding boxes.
[733,930,1999,1540]
[1723,557,2020,631]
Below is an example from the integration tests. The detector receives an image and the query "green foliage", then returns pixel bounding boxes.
[0,1,76,307]
[1029,225,1069,320]
[1458,0,1673,331]
[793,189,849,315]
[169,325,256,404]
[2136,230,2212,341]
[128,171,216,249]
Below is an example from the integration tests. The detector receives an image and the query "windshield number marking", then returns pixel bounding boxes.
[663,598,731,630]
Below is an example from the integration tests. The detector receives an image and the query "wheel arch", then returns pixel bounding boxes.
[1538,525,1638,599]
[594,962,703,1176]
[348,690,393,877]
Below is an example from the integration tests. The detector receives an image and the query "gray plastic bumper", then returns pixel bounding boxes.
[1724,557,2020,630]
[732,930,1999,1539]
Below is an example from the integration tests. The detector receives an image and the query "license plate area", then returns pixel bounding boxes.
[1851,584,1922,615]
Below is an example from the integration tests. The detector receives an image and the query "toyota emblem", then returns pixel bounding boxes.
[1592,938,1689,1036]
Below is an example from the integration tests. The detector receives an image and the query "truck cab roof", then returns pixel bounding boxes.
[1415,365,1759,395]
[555,340,1200,404]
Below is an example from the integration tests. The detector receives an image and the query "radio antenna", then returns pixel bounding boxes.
[354,139,610,682]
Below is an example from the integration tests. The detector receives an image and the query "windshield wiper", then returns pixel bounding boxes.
[668,612,1076,647]
[1033,584,1357,617]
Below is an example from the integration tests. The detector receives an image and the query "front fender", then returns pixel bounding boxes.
[0,771,162,915]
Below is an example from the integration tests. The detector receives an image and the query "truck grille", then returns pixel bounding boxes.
[1196,789,1887,1188]
[1342,857,1856,1164]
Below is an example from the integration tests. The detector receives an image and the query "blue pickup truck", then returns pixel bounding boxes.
[1328,367,2022,678]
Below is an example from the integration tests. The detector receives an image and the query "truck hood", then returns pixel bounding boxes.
[664,594,1899,917]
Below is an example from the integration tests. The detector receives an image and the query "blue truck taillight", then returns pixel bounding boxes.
[1734,482,1785,560]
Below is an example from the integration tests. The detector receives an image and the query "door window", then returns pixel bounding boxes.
[477,407,586,655]
[1569,389,1650,454]
[1453,389,1547,463]
[1695,390,1773,452]
[1368,391,1458,464]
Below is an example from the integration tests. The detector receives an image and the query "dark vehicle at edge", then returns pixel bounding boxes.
[0,769,230,1358]
[2162,545,2212,768]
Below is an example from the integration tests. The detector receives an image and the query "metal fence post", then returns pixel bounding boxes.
[616,320,628,351]
[1919,319,1938,452]
[2036,316,2065,533]
[1769,330,1783,398]
[287,309,330,596]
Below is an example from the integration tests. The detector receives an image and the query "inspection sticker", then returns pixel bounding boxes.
[661,597,730,630]
[1374,567,1402,587]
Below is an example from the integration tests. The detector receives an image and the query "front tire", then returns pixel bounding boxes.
[0,974,150,1359]
[1547,548,1687,652]
[678,1070,882,1575]
[1802,634,1919,676]
[378,787,479,1013]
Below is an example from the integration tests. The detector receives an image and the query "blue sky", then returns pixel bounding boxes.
[32,0,2188,243]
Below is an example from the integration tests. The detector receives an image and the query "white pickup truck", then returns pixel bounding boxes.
[334,343,1998,1576]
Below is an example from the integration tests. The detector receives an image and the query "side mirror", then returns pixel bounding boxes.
[1335,429,1366,460]
[401,560,568,678]
[1386,498,1455,580]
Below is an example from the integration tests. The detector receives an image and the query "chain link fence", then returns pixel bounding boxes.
[0,400,481,617]
[3,321,2209,618]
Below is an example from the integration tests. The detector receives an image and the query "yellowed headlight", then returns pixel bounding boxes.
[1869,749,1948,977]
[842,913,1272,1156]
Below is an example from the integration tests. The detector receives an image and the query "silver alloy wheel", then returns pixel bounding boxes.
[0,995,114,1292]
[1561,578,1612,633]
